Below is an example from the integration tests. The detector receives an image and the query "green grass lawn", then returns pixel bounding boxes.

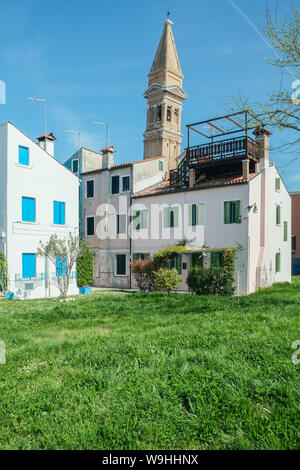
[0,279,299,450]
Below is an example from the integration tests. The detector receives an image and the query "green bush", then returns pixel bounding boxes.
[0,250,8,294]
[76,244,94,287]
[154,268,182,295]
[187,266,235,296]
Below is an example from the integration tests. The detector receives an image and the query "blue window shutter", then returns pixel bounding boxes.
[19,146,29,166]
[56,256,67,277]
[53,201,65,225]
[22,253,36,278]
[22,197,36,222]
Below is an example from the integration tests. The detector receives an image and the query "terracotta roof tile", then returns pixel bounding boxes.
[132,172,258,198]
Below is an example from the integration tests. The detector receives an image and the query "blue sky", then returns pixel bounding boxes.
[0,0,299,190]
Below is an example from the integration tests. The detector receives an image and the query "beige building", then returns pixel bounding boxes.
[143,18,187,171]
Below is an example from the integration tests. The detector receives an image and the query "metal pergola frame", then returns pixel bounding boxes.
[186,110,265,147]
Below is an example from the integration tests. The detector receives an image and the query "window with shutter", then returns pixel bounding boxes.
[86,180,94,198]
[86,217,95,235]
[56,256,67,277]
[224,201,241,224]
[53,201,66,225]
[284,221,288,241]
[211,252,223,267]
[122,176,130,192]
[134,210,141,230]
[19,146,29,166]
[22,253,36,279]
[116,254,126,275]
[72,159,79,174]
[275,252,281,273]
[276,205,281,225]
[275,178,281,191]
[163,207,170,228]
[22,197,36,222]
[117,214,127,235]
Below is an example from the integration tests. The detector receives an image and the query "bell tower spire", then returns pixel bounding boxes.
[143,17,187,171]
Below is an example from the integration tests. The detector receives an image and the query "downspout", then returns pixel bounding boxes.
[129,166,133,289]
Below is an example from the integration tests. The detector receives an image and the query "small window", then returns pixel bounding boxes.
[86,180,94,198]
[133,210,148,231]
[276,205,281,225]
[163,207,179,228]
[211,252,223,267]
[174,109,179,124]
[169,255,182,274]
[275,178,281,191]
[56,256,67,277]
[111,175,120,194]
[19,146,29,166]
[275,252,281,273]
[156,105,162,122]
[167,107,172,122]
[72,159,79,174]
[53,201,65,225]
[22,253,36,279]
[122,176,130,192]
[284,221,288,242]
[86,217,95,236]
[116,214,127,235]
[292,235,296,253]
[224,201,241,224]
[116,254,126,275]
[133,253,150,261]
[22,197,36,223]
[188,203,205,227]
[158,161,163,171]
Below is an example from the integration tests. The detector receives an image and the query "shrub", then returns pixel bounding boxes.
[154,268,182,295]
[76,242,94,287]
[187,266,235,296]
[130,259,155,291]
[0,250,8,294]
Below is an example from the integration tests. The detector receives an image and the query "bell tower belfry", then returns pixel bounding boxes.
[143,18,187,171]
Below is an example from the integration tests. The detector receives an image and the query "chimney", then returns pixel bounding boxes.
[101,146,115,169]
[36,132,56,157]
[189,168,195,188]
[253,127,272,171]
[242,159,249,180]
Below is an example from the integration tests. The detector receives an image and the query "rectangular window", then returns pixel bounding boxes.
[275,252,281,273]
[133,253,150,261]
[22,253,36,279]
[86,216,95,236]
[56,256,67,277]
[276,205,281,225]
[19,146,29,166]
[211,252,223,267]
[133,210,148,230]
[163,207,179,228]
[111,175,120,194]
[86,180,94,198]
[22,196,36,222]
[292,235,296,253]
[188,203,205,226]
[116,254,126,275]
[191,253,203,267]
[122,176,130,192]
[53,201,66,225]
[159,160,164,171]
[72,159,79,174]
[169,255,182,274]
[116,214,127,235]
[284,221,288,242]
[275,178,281,191]
[224,201,241,224]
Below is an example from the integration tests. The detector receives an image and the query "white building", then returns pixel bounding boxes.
[0,122,79,299]
[131,124,291,294]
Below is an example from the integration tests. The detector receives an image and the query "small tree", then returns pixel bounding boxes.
[0,250,8,294]
[130,258,155,291]
[76,242,94,287]
[154,268,182,295]
[37,233,89,298]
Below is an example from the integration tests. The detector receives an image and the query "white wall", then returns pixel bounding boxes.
[4,122,80,299]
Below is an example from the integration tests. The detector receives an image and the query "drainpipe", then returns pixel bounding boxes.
[129,166,133,289]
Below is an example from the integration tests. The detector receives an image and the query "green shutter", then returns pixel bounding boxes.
[176,254,182,274]
[141,209,148,229]
[192,253,203,267]
[173,206,179,227]
[284,221,288,241]
[133,253,139,261]
[145,253,150,260]
[234,200,241,224]
[275,252,281,273]
[163,208,170,228]
[211,252,222,267]
[188,204,193,227]
[276,205,281,225]
[224,202,230,224]
[275,178,281,190]
[197,203,205,225]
